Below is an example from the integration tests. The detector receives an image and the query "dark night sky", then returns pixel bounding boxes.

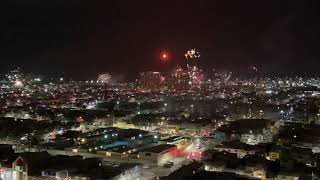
[1,0,320,79]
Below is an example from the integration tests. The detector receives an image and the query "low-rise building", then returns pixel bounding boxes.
[202,150,268,180]
[214,140,267,158]
[138,144,177,166]
[215,119,280,145]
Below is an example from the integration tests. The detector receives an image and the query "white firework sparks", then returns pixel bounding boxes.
[184,48,201,60]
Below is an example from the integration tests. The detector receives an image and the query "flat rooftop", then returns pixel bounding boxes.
[218,119,275,134]
[140,144,176,153]
[161,136,185,143]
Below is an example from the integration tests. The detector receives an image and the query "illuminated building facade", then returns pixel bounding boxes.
[138,71,163,91]
[12,156,28,180]
[168,68,191,91]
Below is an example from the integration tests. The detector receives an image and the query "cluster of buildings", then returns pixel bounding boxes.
[138,66,204,92]
[214,119,280,145]
[0,68,320,179]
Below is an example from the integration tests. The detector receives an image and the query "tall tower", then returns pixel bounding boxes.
[168,67,190,91]
[138,71,163,91]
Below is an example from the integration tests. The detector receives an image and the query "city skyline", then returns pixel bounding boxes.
[1,1,320,79]
[1,1,320,180]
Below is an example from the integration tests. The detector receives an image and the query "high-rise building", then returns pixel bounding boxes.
[138,71,163,91]
[168,68,191,91]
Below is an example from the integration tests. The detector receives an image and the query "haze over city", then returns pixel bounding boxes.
[1,1,320,79]
[1,1,320,180]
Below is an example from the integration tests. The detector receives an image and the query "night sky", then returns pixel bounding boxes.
[1,0,320,79]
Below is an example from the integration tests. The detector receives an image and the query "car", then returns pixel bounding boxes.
[103,161,113,166]
[112,162,120,167]
[143,165,151,169]
[103,161,120,167]
[163,161,174,168]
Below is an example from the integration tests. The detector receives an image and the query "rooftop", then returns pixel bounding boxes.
[215,140,267,152]
[186,171,258,180]
[161,136,186,143]
[218,119,275,134]
[161,162,203,180]
[140,144,176,153]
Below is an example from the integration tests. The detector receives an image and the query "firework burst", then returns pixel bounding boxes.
[184,48,200,60]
